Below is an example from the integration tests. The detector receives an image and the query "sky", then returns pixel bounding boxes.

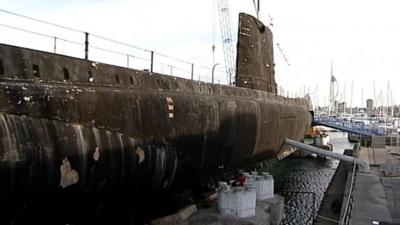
[0,0,399,107]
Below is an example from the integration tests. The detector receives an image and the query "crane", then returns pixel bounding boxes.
[216,0,235,85]
[276,43,290,66]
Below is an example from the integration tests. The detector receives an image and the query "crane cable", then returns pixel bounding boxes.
[276,43,290,66]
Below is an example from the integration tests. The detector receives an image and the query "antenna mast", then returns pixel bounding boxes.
[252,0,260,19]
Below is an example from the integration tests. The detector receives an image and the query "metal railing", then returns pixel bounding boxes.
[340,162,357,225]
[314,116,386,137]
[315,214,342,224]
[0,8,227,84]
[314,162,357,225]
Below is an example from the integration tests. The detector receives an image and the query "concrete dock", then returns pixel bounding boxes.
[348,145,400,224]
[315,144,400,225]
[345,145,400,224]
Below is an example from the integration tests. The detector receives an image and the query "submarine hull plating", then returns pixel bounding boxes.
[0,47,311,223]
[0,12,312,223]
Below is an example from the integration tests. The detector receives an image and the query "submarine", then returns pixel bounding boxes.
[0,13,312,224]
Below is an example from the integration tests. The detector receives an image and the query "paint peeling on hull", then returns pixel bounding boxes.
[0,113,180,223]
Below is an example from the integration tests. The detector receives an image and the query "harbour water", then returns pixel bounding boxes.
[267,131,353,225]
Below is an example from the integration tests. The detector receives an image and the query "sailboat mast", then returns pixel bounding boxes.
[350,80,354,118]
[329,61,334,116]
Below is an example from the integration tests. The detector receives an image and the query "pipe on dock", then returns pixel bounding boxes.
[284,138,370,173]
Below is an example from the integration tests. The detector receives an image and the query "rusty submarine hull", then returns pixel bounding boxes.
[0,13,312,224]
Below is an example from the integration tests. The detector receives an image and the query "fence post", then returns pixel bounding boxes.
[191,63,194,80]
[85,32,89,60]
[53,37,57,53]
[127,54,130,68]
[150,51,154,73]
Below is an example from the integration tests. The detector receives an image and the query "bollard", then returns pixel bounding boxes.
[218,182,256,218]
[253,172,274,200]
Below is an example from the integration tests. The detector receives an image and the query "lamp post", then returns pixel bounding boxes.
[212,63,219,84]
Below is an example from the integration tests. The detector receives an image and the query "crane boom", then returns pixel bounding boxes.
[217,0,235,85]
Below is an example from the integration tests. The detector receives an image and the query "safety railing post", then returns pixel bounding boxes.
[0,9,258,84]
[85,32,89,60]
[191,63,194,80]
[127,54,130,68]
[53,37,57,53]
[150,51,154,73]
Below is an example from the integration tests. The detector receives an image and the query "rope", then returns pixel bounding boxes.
[154,52,192,65]
[0,23,54,38]
[90,45,149,62]
[0,23,83,46]
[0,8,233,84]
[172,66,191,75]
[91,34,148,52]
[196,64,226,73]
[0,8,84,33]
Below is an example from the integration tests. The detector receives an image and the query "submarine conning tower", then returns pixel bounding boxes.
[236,13,277,94]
